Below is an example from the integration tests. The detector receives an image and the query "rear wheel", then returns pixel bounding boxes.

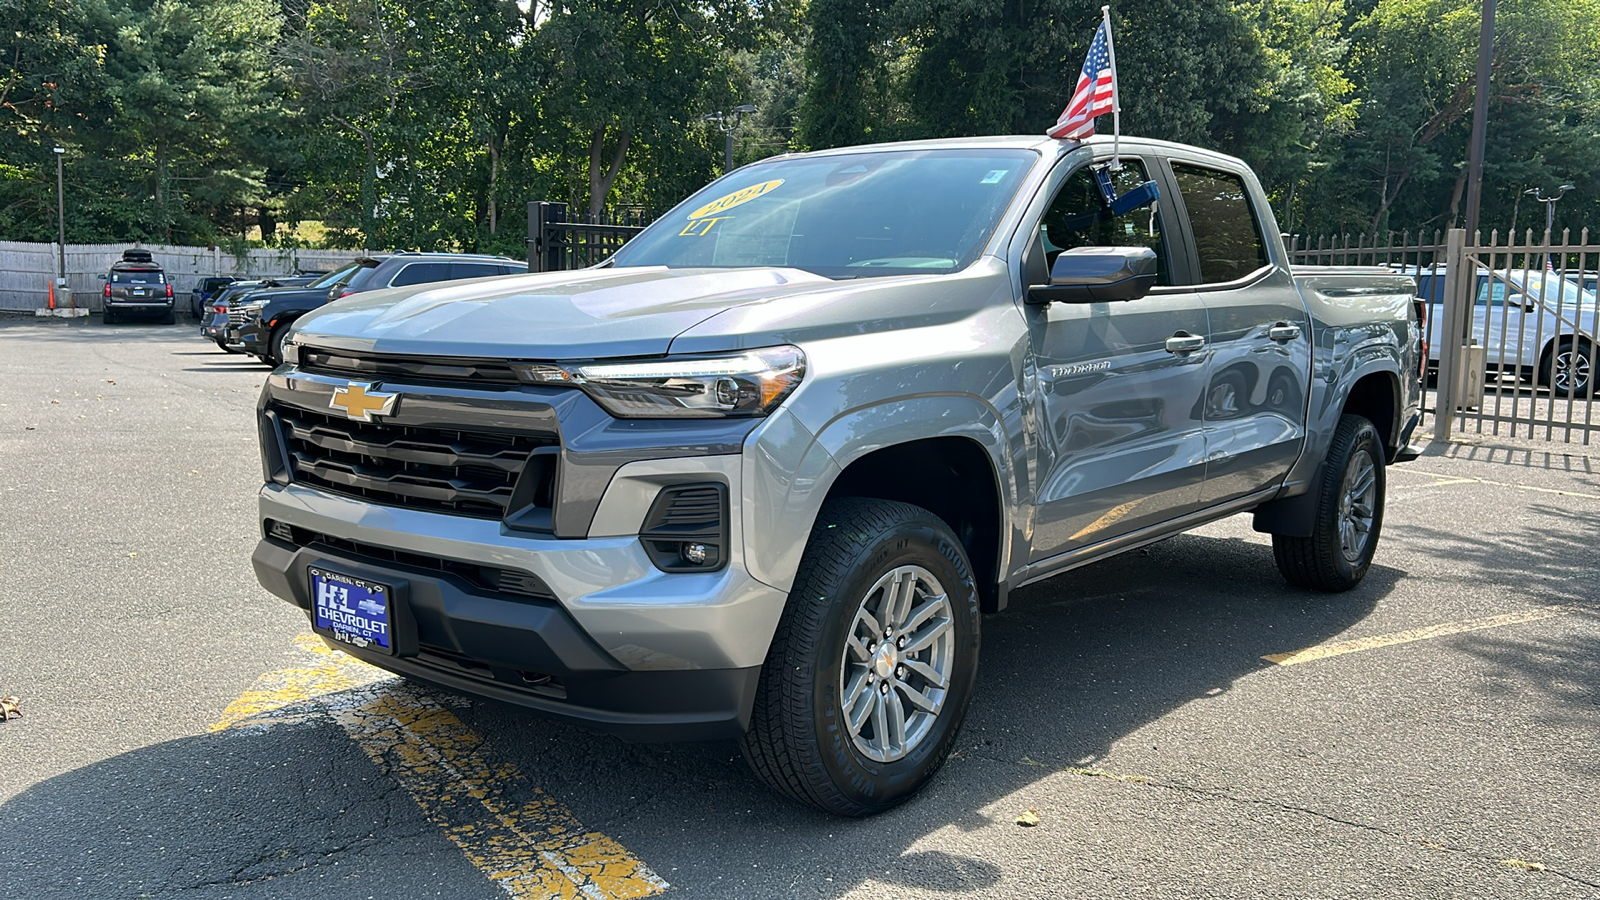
[161,309,176,325]
[740,498,980,816]
[1272,414,1385,592]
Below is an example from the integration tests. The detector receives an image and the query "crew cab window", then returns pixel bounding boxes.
[389,263,451,287]
[1171,163,1269,284]
[1039,160,1170,286]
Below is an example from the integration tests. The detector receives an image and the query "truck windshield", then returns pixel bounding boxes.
[609,149,1037,278]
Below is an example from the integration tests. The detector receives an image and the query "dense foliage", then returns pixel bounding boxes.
[3,0,1597,250]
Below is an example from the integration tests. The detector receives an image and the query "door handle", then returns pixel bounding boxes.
[1268,323,1302,342]
[1165,332,1206,354]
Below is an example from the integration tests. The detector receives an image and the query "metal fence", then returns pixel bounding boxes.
[1288,228,1598,445]
[525,202,649,273]
[0,241,371,313]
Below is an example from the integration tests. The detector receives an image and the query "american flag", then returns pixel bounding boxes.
[1048,19,1117,140]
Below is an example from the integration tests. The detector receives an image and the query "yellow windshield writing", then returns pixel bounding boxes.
[686,179,784,220]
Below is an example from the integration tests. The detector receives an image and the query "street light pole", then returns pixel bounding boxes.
[702,104,758,174]
[53,146,66,286]
[1524,183,1576,267]
[1462,0,1496,240]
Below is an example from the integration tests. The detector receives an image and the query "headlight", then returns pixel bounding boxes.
[512,346,805,418]
[282,335,302,365]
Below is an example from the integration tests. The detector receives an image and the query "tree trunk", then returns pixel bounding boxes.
[587,126,633,219]
[487,136,499,236]
[155,141,171,244]
[1446,167,1468,231]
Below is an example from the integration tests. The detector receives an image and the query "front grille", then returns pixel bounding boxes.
[299,346,522,386]
[227,304,246,326]
[271,403,555,519]
[269,521,556,601]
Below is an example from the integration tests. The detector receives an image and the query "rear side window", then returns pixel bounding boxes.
[388,262,451,287]
[449,263,504,280]
[1171,163,1269,284]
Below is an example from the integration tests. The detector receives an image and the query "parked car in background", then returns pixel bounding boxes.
[102,250,175,324]
[205,276,319,353]
[236,252,525,364]
[189,276,239,319]
[1410,266,1597,396]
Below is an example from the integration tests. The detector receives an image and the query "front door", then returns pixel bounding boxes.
[1025,159,1213,560]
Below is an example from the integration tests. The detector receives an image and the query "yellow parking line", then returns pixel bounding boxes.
[1262,605,1578,666]
[211,632,669,899]
[1390,470,1600,502]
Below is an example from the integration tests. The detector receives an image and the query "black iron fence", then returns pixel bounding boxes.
[526,202,653,273]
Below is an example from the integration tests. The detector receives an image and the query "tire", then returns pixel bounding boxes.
[214,338,243,354]
[161,309,176,325]
[266,324,291,366]
[103,307,118,325]
[1272,414,1386,592]
[1540,337,1595,397]
[740,498,981,817]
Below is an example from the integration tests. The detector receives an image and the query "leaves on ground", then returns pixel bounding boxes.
[0,696,21,722]
[1015,808,1040,827]
[1501,859,1546,873]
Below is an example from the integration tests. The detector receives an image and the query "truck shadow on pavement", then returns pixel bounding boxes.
[0,531,1404,898]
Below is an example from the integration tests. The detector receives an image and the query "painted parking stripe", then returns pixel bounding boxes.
[1388,469,1600,502]
[1262,605,1578,667]
[210,634,669,899]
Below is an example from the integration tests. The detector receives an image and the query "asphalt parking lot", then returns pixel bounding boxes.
[2,318,1597,899]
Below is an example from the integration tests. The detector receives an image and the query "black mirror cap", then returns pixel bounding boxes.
[1027,246,1159,305]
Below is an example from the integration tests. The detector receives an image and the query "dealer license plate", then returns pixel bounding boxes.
[310,567,393,654]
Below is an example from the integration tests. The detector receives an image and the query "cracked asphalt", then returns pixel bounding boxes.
[2,318,1598,899]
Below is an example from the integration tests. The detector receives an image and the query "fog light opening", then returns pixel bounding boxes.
[680,542,709,566]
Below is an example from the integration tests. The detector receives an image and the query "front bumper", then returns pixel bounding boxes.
[237,318,266,351]
[254,467,784,741]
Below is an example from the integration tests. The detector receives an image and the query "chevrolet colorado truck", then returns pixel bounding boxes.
[251,135,1421,816]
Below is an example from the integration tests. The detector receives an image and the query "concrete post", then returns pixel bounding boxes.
[1432,228,1469,442]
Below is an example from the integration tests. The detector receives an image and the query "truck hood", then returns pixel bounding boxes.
[291,266,840,359]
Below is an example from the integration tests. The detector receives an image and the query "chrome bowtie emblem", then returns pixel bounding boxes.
[329,383,399,422]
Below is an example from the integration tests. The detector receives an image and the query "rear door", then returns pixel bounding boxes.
[1161,158,1313,507]
[1023,153,1213,559]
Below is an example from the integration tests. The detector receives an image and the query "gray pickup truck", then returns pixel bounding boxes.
[251,135,1421,816]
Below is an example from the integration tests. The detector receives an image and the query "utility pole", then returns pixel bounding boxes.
[53,146,66,285]
[702,105,758,174]
[1462,0,1495,240]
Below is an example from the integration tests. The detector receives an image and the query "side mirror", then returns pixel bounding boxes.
[98,274,108,281]
[1508,293,1535,313]
[1027,246,1159,305]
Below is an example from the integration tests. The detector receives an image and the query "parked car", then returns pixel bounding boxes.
[101,250,175,324]
[1410,265,1597,395]
[189,276,239,319]
[205,277,319,353]
[251,134,1421,815]
[235,252,525,364]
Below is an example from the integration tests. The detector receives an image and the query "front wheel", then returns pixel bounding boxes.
[1272,414,1386,592]
[740,498,981,816]
[214,338,243,354]
[1541,337,1595,397]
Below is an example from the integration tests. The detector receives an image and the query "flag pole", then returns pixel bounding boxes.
[1102,5,1121,169]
